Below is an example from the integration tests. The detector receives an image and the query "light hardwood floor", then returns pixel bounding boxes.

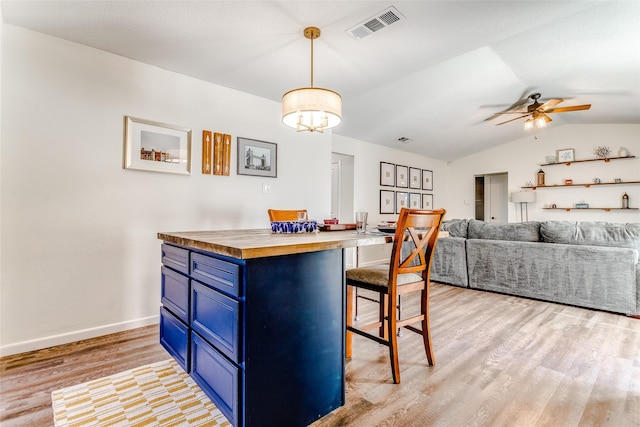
[2,283,639,426]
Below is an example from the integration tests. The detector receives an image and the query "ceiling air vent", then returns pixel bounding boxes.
[347,6,405,39]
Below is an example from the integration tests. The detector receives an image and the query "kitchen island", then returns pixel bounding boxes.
[157,229,390,427]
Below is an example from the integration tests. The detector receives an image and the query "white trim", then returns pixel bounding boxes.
[0,315,159,357]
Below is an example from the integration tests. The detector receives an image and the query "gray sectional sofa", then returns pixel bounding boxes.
[431,219,640,316]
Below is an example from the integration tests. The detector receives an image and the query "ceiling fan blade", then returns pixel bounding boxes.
[483,89,536,122]
[495,114,532,126]
[539,98,563,111]
[545,104,591,113]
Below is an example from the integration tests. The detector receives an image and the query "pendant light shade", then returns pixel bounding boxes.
[282,27,342,133]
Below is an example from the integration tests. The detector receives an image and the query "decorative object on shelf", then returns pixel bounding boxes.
[564,179,573,185]
[526,181,533,187]
[615,178,622,183]
[237,137,277,177]
[594,146,611,158]
[622,192,629,209]
[511,191,536,222]
[552,203,557,208]
[557,148,575,162]
[619,146,629,157]
[282,27,341,133]
[575,202,589,209]
[593,177,601,184]
[123,115,192,175]
[545,155,556,163]
[537,169,545,186]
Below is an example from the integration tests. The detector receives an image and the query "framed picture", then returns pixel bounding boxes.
[123,116,192,175]
[409,167,421,189]
[422,194,433,210]
[380,190,395,214]
[396,191,408,213]
[556,148,575,163]
[422,169,433,191]
[380,162,395,187]
[396,165,408,188]
[237,137,277,177]
[409,193,421,209]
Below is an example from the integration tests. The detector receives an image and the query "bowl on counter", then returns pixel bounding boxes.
[271,220,318,234]
[376,221,397,233]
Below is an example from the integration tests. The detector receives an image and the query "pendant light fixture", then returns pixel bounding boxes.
[282,27,342,133]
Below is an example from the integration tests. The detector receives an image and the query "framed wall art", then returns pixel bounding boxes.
[556,148,575,163]
[380,190,395,214]
[237,137,277,178]
[380,162,395,186]
[396,165,408,188]
[123,116,192,175]
[396,191,408,214]
[422,194,433,209]
[409,193,421,209]
[422,169,433,191]
[409,167,421,189]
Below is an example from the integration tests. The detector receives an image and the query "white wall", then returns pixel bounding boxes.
[447,124,640,223]
[2,24,638,356]
[0,25,447,356]
[0,26,337,355]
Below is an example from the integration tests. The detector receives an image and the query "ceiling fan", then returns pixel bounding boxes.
[492,93,591,129]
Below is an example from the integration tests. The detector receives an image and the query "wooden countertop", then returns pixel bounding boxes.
[157,229,393,259]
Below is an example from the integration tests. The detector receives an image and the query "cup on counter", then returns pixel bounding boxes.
[355,211,368,233]
[297,211,307,222]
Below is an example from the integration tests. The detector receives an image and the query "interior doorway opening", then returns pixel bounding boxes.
[474,172,508,223]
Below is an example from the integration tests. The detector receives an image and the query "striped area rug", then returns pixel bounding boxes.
[51,359,230,427]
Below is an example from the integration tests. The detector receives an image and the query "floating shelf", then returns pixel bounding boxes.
[540,155,636,167]
[522,180,640,190]
[543,208,638,212]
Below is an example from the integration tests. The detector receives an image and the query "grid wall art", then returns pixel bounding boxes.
[379,162,434,214]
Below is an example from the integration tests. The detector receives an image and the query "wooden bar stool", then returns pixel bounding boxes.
[345,208,446,384]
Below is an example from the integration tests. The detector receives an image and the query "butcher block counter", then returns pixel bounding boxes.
[157,228,391,427]
[157,228,391,259]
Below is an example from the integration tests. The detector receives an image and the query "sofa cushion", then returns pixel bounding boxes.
[442,219,468,238]
[467,219,541,242]
[541,221,640,252]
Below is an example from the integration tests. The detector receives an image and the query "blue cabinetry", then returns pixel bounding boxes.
[159,243,345,427]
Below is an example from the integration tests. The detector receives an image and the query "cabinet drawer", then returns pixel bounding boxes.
[160,307,190,372]
[191,281,240,363]
[192,333,239,427]
[161,266,189,323]
[191,253,241,297]
[162,244,189,275]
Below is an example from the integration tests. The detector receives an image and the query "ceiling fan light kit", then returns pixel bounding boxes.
[282,27,342,133]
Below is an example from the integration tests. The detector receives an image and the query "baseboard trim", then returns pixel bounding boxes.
[0,315,159,357]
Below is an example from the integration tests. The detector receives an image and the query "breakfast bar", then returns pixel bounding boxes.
[157,229,391,427]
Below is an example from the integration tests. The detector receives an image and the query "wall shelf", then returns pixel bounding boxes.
[543,208,638,212]
[522,180,640,190]
[540,155,636,167]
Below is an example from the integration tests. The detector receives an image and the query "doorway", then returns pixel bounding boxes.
[330,153,354,223]
[474,172,508,223]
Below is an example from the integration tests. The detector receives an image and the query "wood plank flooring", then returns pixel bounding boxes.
[2,283,639,426]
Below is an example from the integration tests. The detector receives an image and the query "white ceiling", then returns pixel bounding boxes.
[2,1,639,161]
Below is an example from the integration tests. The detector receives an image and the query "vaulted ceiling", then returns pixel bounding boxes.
[2,1,639,160]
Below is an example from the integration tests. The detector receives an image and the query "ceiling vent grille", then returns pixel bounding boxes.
[347,6,405,39]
